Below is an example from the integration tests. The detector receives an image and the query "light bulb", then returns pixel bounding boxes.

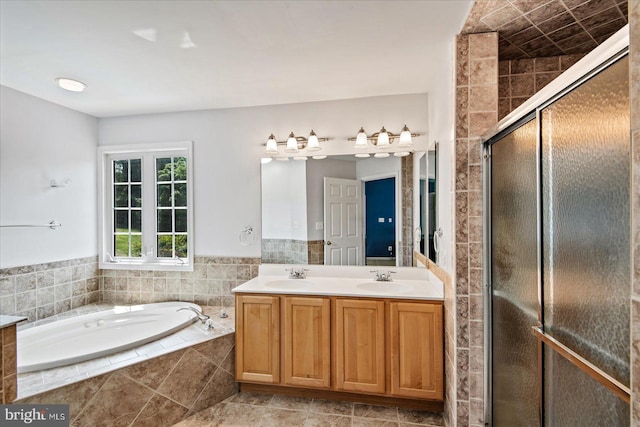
[374,152,390,158]
[307,130,321,151]
[260,157,273,164]
[265,134,278,155]
[398,124,412,147]
[377,126,390,148]
[285,132,299,153]
[355,153,370,158]
[393,151,411,157]
[354,127,368,149]
[312,155,327,160]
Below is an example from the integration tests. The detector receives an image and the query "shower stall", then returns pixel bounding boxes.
[484,28,630,426]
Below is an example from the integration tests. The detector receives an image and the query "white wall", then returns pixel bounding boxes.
[261,160,308,240]
[428,42,457,274]
[99,93,429,257]
[0,86,98,268]
[356,156,401,181]
[306,158,357,241]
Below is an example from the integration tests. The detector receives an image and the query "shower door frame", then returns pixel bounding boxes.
[482,26,631,426]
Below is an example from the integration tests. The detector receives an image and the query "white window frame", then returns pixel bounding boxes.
[98,141,194,271]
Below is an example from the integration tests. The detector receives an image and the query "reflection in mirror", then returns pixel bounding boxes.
[419,145,437,263]
[261,156,413,266]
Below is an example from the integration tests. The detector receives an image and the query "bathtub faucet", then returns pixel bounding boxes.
[177,306,210,324]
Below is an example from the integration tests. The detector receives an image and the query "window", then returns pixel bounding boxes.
[98,141,194,270]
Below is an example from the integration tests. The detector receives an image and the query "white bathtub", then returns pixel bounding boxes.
[17,302,201,373]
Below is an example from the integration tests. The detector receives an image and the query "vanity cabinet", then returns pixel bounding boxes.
[235,293,444,405]
[334,298,386,394]
[283,296,331,388]
[390,301,443,400]
[235,295,280,384]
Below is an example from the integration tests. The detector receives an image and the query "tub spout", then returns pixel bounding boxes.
[177,306,210,324]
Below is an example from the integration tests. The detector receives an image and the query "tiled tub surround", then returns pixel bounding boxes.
[101,256,260,308]
[0,256,100,321]
[1,316,26,404]
[16,305,237,427]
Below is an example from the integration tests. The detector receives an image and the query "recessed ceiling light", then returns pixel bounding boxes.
[56,78,86,92]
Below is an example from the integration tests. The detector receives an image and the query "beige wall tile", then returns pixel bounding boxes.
[470,59,498,86]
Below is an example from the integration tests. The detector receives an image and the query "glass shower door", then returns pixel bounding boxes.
[540,55,630,426]
[490,118,539,426]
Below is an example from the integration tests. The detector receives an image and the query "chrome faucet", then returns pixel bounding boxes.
[285,267,309,279]
[177,306,211,324]
[371,270,396,282]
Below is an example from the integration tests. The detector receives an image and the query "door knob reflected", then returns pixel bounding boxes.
[326,241,332,245]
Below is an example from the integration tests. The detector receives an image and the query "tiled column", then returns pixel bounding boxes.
[630,0,639,424]
[1,324,18,403]
[454,32,498,427]
[401,154,414,266]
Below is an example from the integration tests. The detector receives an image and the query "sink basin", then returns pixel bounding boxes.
[356,281,414,293]
[264,279,315,290]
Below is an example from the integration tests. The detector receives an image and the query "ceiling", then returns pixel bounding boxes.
[462,0,628,59]
[0,1,472,118]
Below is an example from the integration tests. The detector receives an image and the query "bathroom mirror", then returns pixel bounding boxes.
[261,155,414,266]
[418,145,437,263]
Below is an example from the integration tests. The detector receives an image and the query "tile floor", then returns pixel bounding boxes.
[174,392,444,427]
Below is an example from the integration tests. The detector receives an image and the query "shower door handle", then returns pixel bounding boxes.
[531,326,629,403]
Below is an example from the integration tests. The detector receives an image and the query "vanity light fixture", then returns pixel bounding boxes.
[306,130,321,151]
[285,132,299,153]
[265,134,278,155]
[262,130,329,157]
[349,124,418,156]
[56,78,86,92]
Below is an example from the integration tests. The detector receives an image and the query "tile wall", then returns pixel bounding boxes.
[307,240,324,265]
[1,325,17,403]
[0,257,100,321]
[401,155,414,267]
[498,53,585,119]
[630,0,639,424]
[427,261,455,427]
[261,239,324,265]
[261,239,309,264]
[454,32,499,427]
[101,256,260,308]
[17,333,237,426]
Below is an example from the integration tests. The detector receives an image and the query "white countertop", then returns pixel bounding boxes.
[232,265,443,301]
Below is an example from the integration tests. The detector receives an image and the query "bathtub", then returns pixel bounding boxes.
[17,301,201,373]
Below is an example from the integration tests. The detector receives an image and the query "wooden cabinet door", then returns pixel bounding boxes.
[390,301,443,400]
[283,296,331,388]
[235,294,280,383]
[334,298,385,394]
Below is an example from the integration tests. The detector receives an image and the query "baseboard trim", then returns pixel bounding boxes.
[239,383,444,412]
